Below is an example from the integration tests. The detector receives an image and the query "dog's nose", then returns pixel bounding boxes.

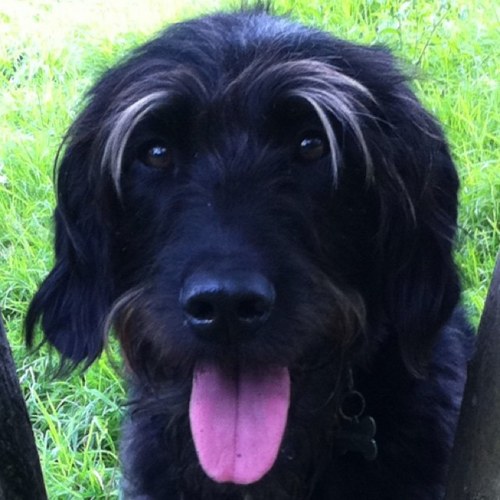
[180,270,275,340]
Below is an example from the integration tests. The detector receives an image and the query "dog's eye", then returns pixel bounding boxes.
[141,143,172,169]
[297,135,327,162]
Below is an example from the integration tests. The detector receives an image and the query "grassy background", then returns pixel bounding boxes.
[0,0,498,497]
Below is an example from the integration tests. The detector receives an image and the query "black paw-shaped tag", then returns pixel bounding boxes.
[334,415,378,461]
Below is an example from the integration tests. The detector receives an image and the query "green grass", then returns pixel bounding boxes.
[0,0,498,497]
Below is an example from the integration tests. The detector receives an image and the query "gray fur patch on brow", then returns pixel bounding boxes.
[101,91,170,191]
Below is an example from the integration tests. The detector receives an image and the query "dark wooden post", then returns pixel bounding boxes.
[0,311,47,500]
[446,252,500,499]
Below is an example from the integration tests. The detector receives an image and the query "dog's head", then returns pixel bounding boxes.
[27,9,460,487]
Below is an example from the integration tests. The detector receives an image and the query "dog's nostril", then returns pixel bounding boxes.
[186,299,216,323]
[237,297,271,322]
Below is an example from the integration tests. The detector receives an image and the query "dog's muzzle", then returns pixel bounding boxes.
[180,268,290,485]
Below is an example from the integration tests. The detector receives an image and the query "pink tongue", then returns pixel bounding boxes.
[189,363,290,485]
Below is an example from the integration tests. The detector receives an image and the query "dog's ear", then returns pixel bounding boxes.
[373,93,461,377]
[24,49,170,366]
[26,125,114,366]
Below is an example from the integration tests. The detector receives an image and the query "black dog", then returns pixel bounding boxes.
[27,8,473,499]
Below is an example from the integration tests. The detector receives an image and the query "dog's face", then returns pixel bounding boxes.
[27,10,461,492]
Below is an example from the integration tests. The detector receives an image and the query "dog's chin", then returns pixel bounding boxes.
[123,329,343,489]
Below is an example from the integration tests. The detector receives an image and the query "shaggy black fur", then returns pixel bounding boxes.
[26,9,473,500]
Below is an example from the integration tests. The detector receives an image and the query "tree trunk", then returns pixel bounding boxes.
[446,252,500,500]
[0,311,47,500]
